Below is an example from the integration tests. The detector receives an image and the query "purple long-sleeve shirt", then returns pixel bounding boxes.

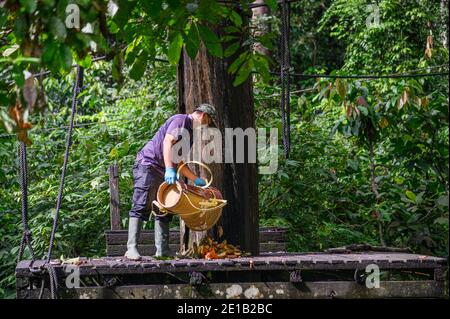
[136,114,193,175]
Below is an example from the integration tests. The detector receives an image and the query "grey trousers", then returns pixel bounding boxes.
[128,162,172,223]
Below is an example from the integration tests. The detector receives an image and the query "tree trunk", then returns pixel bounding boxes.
[440,0,448,48]
[177,19,259,256]
[251,0,272,57]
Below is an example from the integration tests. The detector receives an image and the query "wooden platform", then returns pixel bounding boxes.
[16,251,448,299]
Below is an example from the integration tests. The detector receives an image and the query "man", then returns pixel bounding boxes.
[125,103,217,260]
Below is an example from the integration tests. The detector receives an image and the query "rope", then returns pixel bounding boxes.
[0,109,157,139]
[279,0,291,158]
[31,55,168,78]
[219,0,303,9]
[45,264,59,299]
[41,65,84,299]
[17,141,35,262]
[176,161,214,188]
[270,71,449,79]
[153,161,227,231]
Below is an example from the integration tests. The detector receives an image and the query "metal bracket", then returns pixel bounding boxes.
[434,267,446,281]
[189,271,205,285]
[289,270,302,283]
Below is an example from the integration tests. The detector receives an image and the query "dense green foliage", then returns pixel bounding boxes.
[0,0,273,141]
[0,61,178,298]
[258,0,449,255]
[0,0,448,299]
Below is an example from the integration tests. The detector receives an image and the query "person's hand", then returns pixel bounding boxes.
[194,177,206,187]
[165,167,177,184]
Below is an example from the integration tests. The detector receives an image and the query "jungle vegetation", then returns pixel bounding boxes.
[0,0,448,298]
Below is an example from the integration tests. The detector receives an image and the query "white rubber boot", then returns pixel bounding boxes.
[125,217,143,260]
[155,218,171,257]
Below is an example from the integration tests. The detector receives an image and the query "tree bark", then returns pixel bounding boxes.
[440,0,448,48]
[177,19,259,256]
[251,0,272,57]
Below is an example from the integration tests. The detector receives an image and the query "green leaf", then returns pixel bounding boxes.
[264,0,278,11]
[335,78,347,99]
[14,57,40,64]
[141,0,162,17]
[233,59,253,86]
[228,51,248,74]
[185,23,200,59]
[112,53,124,89]
[167,33,183,65]
[78,55,92,69]
[357,105,368,116]
[114,0,132,28]
[59,45,73,71]
[230,11,242,27]
[405,190,416,202]
[167,0,181,9]
[224,42,240,58]
[19,0,37,14]
[197,0,224,24]
[437,195,448,207]
[3,45,19,57]
[220,35,239,42]
[0,110,15,132]
[13,68,25,87]
[253,54,270,82]
[120,140,130,156]
[256,33,274,50]
[50,17,67,41]
[224,26,240,34]
[13,14,27,40]
[434,217,448,225]
[0,8,7,28]
[109,147,118,160]
[42,42,57,65]
[129,53,148,80]
[197,25,223,58]
[125,36,143,65]
[43,42,72,73]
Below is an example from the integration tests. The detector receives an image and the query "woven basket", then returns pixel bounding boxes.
[153,161,227,231]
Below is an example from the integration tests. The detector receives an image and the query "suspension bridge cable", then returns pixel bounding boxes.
[274,71,449,79]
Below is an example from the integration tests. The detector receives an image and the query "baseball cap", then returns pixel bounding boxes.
[195,103,218,127]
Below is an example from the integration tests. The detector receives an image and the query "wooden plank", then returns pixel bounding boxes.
[106,244,181,256]
[260,242,286,253]
[18,280,447,299]
[16,253,447,278]
[259,230,286,243]
[106,230,179,245]
[108,165,121,230]
[106,228,287,245]
[105,241,286,257]
[180,220,189,253]
[326,244,412,253]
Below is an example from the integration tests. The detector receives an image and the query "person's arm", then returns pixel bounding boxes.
[163,134,204,185]
[163,134,178,184]
[163,133,177,169]
[178,160,198,182]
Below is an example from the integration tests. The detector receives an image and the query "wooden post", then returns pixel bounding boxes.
[109,164,121,230]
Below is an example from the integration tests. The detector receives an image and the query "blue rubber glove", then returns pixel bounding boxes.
[194,177,206,187]
[164,167,177,185]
